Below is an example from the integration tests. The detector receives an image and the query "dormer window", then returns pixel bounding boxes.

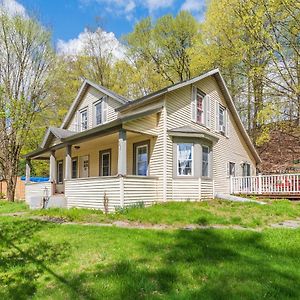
[94,97,108,126]
[80,108,88,131]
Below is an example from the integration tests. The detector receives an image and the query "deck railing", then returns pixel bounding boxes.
[231,173,300,195]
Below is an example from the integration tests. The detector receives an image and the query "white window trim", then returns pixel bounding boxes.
[228,161,236,177]
[219,105,226,133]
[93,97,108,126]
[101,151,111,176]
[177,143,194,177]
[192,87,210,128]
[135,144,149,176]
[79,107,88,132]
[202,145,210,177]
[57,161,63,184]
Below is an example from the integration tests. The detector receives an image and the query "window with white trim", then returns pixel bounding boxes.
[100,150,111,176]
[219,105,225,133]
[135,144,149,176]
[57,161,63,184]
[242,163,251,176]
[229,162,235,176]
[80,109,88,131]
[72,159,77,179]
[192,87,210,127]
[202,146,210,177]
[177,143,193,176]
[94,97,108,126]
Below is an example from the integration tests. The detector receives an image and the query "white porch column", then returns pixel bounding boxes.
[65,145,72,180]
[118,129,127,175]
[25,159,31,183]
[49,150,57,183]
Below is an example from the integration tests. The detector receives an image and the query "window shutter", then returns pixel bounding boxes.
[102,96,108,123]
[215,100,219,132]
[225,110,230,137]
[191,86,197,122]
[205,95,211,129]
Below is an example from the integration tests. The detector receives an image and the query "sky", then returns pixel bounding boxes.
[0,0,206,55]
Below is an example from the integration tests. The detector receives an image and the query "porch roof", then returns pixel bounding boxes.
[24,104,163,159]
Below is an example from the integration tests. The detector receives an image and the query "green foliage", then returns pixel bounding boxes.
[0,200,28,213]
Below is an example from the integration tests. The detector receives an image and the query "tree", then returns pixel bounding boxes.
[0,13,54,201]
[124,11,201,84]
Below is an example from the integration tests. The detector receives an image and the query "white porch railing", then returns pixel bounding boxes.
[231,174,300,195]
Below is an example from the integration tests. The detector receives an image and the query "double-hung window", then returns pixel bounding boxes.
[57,161,63,184]
[134,142,149,176]
[72,159,78,179]
[177,143,193,176]
[229,162,236,176]
[95,102,102,125]
[192,87,210,127]
[196,90,204,124]
[80,109,88,131]
[94,97,108,126]
[219,105,225,133]
[202,146,210,177]
[242,163,251,176]
[99,149,111,176]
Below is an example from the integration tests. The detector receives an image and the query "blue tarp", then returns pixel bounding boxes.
[20,176,49,182]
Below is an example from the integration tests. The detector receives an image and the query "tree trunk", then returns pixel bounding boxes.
[6,175,17,202]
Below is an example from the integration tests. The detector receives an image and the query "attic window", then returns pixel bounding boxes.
[94,97,108,126]
[80,109,88,131]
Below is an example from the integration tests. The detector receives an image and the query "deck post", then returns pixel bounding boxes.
[65,145,72,180]
[258,173,262,194]
[25,159,31,183]
[118,129,127,175]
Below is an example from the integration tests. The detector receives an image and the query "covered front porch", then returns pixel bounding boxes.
[25,126,161,211]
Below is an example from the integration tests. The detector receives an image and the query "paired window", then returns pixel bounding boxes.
[191,87,210,127]
[99,150,111,176]
[80,109,88,131]
[94,97,108,126]
[134,141,149,176]
[57,161,63,184]
[228,162,236,176]
[72,158,78,179]
[202,146,210,177]
[177,143,193,176]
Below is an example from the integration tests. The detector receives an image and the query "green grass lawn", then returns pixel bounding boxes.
[0,200,28,214]
[1,216,300,299]
[31,199,300,228]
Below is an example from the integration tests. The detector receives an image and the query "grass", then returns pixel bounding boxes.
[0,216,300,299]
[0,199,28,214]
[30,199,300,228]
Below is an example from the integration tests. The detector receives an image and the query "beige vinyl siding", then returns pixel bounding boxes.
[171,178,200,201]
[201,179,214,199]
[67,86,121,132]
[65,177,120,211]
[165,76,256,196]
[123,176,158,206]
[123,113,159,136]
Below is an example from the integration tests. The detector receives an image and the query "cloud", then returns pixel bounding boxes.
[0,0,27,17]
[180,0,206,21]
[57,28,125,60]
[145,0,174,12]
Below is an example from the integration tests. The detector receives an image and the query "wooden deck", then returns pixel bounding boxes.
[231,173,300,200]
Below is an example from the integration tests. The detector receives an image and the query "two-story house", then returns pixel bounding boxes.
[25,69,261,210]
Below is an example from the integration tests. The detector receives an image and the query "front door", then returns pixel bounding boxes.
[79,155,89,178]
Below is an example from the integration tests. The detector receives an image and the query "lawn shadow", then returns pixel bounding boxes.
[60,228,300,299]
[0,218,97,300]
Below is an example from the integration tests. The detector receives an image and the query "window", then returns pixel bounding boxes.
[80,109,88,131]
[219,105,225,133]
[99,150,111,176]
[72,159,77,179]
[229,162,236,176]
[95,102,102,125]
[196,90,204,124]
[57,161,63,184]
[94,97,108,126]
[134,141,149,176]
[192,87,209,126]
[242,163,251,176]
[202,146,210,177]
[177,143,193,176]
